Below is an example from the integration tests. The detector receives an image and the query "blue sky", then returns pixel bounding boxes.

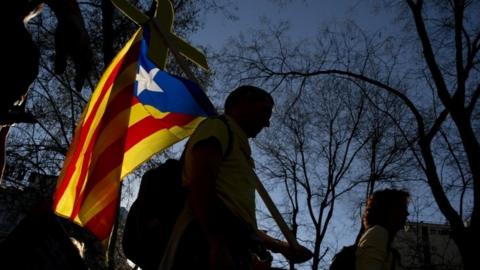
[185,1,400,265]
[116,1,455,267]
[185,2,444,266]
[191,0,398,49]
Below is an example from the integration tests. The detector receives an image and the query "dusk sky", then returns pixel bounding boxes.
[186,1,434,263]
[1,2,473,269]
[191,0,398,49]
[187,0,403,259]
[124,1,456,267]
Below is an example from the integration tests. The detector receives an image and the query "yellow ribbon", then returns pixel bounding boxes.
[111,0,208,71]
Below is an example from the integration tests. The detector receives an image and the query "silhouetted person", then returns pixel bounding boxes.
[2,0,90,124]
[159,86,312,270]
[356,189,410,270]
[0,0,91,180]
[0,198,88,270]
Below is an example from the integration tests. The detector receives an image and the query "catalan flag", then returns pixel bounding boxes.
[52,26,215,244]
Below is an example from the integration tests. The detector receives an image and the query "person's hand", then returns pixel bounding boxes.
[286,244,313,263]
[258,230,313,264]
[273,240,313,263]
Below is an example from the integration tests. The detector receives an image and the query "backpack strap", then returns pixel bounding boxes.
[216,115,233,158]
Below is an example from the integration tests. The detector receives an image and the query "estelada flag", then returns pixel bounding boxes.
[52,26,216,244]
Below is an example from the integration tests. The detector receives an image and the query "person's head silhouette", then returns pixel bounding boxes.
[363,189,410,234]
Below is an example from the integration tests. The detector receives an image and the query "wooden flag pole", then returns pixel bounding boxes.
[107,183,123,269]
[253,179,301,249]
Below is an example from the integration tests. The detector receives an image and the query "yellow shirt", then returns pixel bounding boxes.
[356,225,401,270]
[182,115,258,228]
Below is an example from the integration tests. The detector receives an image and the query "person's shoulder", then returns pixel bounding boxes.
[366,225,388,236]
[358,225,389,248]
[193,117,229,139]
[197,116,228,131]
[189,116,230,153]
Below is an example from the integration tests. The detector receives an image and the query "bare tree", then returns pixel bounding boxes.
[3,0,234,268]
[215,0,479,268]
[257,79,368,269]
[213,21,415,269]
[241,71,414,268]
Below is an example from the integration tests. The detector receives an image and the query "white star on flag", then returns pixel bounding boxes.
[136,66,164,95]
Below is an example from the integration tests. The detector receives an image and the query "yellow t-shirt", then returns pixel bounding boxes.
[356,225,400,270]
[182,115,258,228]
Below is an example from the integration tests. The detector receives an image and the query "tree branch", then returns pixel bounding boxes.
[425,108,450,142]
[467,83,480,115]
[453,0,466,103]
[406,0,453,109]
[286,69,426,135]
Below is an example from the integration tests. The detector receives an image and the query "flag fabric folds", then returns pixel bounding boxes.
[52,26,216,244]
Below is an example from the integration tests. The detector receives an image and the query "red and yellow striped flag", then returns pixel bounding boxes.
[52,27,215,244]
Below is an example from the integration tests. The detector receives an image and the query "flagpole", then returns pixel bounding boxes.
[253,178,301,249]
[151,19,301,251]
[107,183,123,270]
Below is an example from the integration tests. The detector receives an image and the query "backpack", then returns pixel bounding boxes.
[329,240,399,270]
[329,245,357,270]
[122,116,232,270]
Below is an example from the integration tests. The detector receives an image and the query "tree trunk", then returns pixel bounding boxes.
[449,109,480,227]
[450,225,477,270]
